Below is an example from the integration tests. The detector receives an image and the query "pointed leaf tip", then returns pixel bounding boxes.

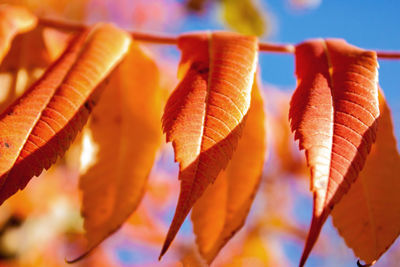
[290,38,379,265]
[161,31,258,257]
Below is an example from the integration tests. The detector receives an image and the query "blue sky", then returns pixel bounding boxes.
[172,1,400,266]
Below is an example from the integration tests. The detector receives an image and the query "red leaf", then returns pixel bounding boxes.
[0,23,131,204]
[160,31,258,258]
[289,39,379,266]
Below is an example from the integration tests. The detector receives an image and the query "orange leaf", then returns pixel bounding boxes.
[160,31,258,258]
[289,38,379,266]
[191,81,266,263]
[0,13,50,114]
[76,41,162,259]
[0,4,37,63]
[331,90,400,265]
[0,23,131,205]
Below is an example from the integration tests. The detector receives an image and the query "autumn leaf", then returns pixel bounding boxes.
[160,31,258,258]
[0,4,37,63]
[75,41,162,260]
[221,0,267,36]
[289,38,379,266]
[331,90,400,265]
[191,81,266,263]
[0,23,131,205]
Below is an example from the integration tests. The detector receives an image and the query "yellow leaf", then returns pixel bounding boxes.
[221,0,267,36]
[77,41,162,259]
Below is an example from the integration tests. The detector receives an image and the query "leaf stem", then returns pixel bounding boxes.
[37,17,400,59]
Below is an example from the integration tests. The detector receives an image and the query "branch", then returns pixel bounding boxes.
[37,18,400,59]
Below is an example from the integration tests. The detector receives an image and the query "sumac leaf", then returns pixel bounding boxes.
[332,90,400,265]
[75,41,162,260]
[0,23,131,205]
[160,31,258,258]
[191,80,266,263]
[289,38,379,266]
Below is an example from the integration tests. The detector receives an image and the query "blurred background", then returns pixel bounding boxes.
[0,0,399,266]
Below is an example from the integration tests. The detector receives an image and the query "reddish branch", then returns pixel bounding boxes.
[38,18,400,59]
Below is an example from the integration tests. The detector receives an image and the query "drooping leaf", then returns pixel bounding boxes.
[160,31,258,258]
[0,4,37,63]
[221,0,267,36]
[0,23,131,205]
[191,81,266,263]
[289,38,379,266]
[77,41,162,259]
[332,90,400,265]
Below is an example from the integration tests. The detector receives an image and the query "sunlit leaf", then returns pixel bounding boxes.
[160,31,258,258]
[77,41,162,259]
[0,23,131,205]
[332,90,400,265]
[289,38,379,266]
[191,81,266,263]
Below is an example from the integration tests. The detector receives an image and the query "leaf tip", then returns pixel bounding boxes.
[299,213,326,267]
[357,259,376,267]
[158,243,169,261]
[64,246,96,264]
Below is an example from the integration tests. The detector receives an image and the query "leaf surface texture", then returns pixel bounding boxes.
[161,31,258,257]
[289,38,379,266]
[191,81,266,263]
[0,23,131,204]
[332,91,400,264]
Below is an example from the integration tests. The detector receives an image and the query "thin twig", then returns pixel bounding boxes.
[376,51,400,59]
[259,42,295,53]
[38,17,85,32]
[37,17,400,59]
